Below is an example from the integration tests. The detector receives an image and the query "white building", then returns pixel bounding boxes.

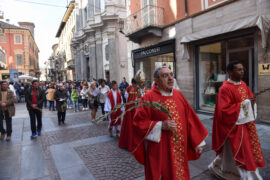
[71,0,131,82]
[56,1,76,81]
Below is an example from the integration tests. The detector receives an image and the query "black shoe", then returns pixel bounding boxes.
[58,121,61,125]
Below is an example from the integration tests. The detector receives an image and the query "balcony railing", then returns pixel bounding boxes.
[125,5,164,35]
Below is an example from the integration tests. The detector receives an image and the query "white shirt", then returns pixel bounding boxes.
[104,90,124,112]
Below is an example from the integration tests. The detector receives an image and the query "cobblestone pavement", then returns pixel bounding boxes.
[0,103,269,180]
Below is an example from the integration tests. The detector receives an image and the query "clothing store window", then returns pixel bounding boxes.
[134,52,175,88]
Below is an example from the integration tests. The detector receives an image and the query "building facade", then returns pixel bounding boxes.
[56,1,76,81]
[126,0,270,123]
[0,21,39,81]
[46,44,60,82]
[71,0,130,82]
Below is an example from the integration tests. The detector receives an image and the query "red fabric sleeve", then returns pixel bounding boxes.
[180,93,208,160]
[212,86,241,152]
[132,95,158,164]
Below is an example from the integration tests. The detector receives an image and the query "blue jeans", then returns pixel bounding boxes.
[67,96,72,107]
[43,99,47,108]
[73,101,79,111]
[49,101,55,111]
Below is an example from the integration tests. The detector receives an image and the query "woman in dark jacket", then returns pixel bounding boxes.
[54,84,68,125]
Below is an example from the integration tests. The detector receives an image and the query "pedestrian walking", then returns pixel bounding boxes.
[209,61,265,179]
[131,66,208,179]
[104,80,123,137]
[54,84,68,125]
[66,83,72,109]
[46,84,56,111]
[119,77,129,103]
[87,82,99,121]
[98,79,110,115]
[71,87,79,112]
[80,85,88,110]
[0,81,16,141]
[119,78,138,151]
[25,80,45,138]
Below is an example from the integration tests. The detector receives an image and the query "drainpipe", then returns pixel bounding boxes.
[184,0,188,16]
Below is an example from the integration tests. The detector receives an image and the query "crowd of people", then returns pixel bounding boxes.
[0,63,266,180]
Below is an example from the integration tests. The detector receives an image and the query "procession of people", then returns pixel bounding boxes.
[0,63,266,180]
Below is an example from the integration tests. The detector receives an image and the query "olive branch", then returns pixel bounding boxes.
[94,99,178,141]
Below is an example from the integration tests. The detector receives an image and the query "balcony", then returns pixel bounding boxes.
[125,5,164,43]
[67,59,75,69]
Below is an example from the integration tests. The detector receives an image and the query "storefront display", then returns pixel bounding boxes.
[197,36,254,111]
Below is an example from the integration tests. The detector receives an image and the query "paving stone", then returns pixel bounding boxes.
[75,139,144,180]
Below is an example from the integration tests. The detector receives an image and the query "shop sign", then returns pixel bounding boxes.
[133,40,174,59]
[258,63,270,75]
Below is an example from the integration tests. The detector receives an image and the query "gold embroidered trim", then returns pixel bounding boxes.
[164,99,185,180]
[246,122,264,163]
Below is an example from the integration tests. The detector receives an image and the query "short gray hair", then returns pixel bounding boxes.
[153,66,168,78]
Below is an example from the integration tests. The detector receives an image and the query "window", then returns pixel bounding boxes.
[0,50,6,63]
[14,34,22,44]
[16,54,23,65]
[0,35,6,42]
[197,36,254,111]
[135,52,175,88]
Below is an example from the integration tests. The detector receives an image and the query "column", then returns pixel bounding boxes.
[89,43,97,80]
[95,31,104,79]
[108,38,118,81]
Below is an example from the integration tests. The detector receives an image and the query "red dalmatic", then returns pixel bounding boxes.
[212,81,265,171]
[119,85,139,151]
[132,84,208,180]
[107,90,122,126]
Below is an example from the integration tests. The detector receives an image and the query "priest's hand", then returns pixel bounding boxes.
[195,147,203,154]
[162,120,176,131]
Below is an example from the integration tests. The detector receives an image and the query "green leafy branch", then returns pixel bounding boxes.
[94,99,178,141]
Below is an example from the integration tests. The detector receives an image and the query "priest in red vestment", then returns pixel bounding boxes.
[119,78,138,151]
[209,61,265,180]
[132,66,208,180]
[104,80,122,137]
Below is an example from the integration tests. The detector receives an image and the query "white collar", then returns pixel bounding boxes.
[228,78,242,85]
[159,89,173,96]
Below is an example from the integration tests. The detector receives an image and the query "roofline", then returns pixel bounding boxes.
[56,1,75,37]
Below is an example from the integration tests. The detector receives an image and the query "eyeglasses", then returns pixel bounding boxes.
[160,72,174,78]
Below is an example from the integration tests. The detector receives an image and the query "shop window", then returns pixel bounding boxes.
[198,42,226,111]
[14,34,22,44]
[135,52,175,88]
[197,36,254,111]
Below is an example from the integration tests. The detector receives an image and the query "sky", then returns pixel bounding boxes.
[0,0,69,68]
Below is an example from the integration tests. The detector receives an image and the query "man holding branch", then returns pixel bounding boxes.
[132,66,208,180]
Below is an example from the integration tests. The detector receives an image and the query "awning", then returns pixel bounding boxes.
[179,15,270,60]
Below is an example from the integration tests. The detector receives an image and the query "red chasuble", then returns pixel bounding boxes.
[107,90,122,126]
[132,84,208,180]
[119,85,139,151]
[212,81,265,171]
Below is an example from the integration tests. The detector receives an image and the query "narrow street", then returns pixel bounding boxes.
[0,103,269,180]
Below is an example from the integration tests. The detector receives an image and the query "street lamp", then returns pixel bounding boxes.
[118,19,125,35]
